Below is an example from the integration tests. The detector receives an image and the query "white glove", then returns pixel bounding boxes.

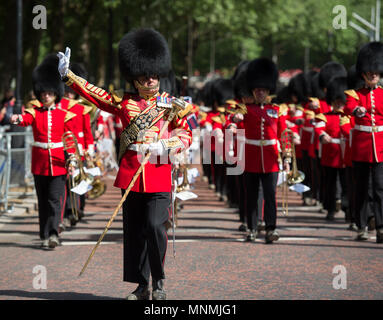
[233,113,244,123]
[148,141,167,156]
[57,47,71,79]
[204,123,213,132]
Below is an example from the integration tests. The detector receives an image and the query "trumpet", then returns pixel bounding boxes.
[280,128,305,215]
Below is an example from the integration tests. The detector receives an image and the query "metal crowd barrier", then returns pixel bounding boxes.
[0,127,33,213]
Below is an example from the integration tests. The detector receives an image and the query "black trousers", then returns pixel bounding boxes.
[353,161,383,230]
[301,150,313,199]
[34,174,66,240]
[244,171,278,231]
[122,190,171,285]
[64,179,80,218]
[322,166,347,215]
[212,151,226,195]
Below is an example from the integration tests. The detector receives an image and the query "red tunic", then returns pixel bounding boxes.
[241,103,287,173]
[317,112,350,168]
[344,87,383,163]
[61,97,94,157]
[17,100,75,176]
[64,70,192,192]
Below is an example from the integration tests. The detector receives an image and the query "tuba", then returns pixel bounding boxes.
[280,128,305,215]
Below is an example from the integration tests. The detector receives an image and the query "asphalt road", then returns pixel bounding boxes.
[0,166,382,302]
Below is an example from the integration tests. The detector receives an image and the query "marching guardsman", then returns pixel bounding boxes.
[232,57,288,244]
[58,28,192,299]
[227,61,251,231]
[344,41,383,243]
[204,78,233,201]
[198,80,215,188]
[310,63,347,208]
[10,54,76,250]
[315,76,350,221]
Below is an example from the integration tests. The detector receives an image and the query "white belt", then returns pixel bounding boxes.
[246,138,277,146]
[330,138,341,144]
[354,124,383,133]
[32,141,63,149]
[302,127,314,132]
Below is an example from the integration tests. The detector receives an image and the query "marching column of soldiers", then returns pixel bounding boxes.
[7,26,383,300]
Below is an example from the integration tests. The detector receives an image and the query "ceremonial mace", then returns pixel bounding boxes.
[79,98,187,276]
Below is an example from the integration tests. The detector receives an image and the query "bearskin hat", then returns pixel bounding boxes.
[232,61,252,99]
[211,78,235,106]
[326,76,348,105]
[201,80,215,107]
[274,86,292,104]
[118,28,171,83]
[288,72,310,103]
[356,41,383,76]
[32,53,64,103]
[246,57,279,94]
[71,62,88,79]
[319,61,347,90]
[310,73,326,100]
[347,65,365,90]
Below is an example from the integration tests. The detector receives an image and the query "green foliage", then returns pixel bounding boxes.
[0,0,380,98]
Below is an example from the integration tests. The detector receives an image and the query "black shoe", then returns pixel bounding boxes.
[355,228,369,241]
[348,223,358,232]
[376,229,383,244]
[245,230,257,242]
[41,239,50,250]
[265,230,279,244]
[238,223,247,232]
[152,279,166,300]
[48,234,60,249]
[368,217,376,231]
[257,221,266,231]
[326,212,335,221]
[126,284,150,300]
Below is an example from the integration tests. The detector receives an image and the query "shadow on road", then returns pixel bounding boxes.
[0,290,122,300]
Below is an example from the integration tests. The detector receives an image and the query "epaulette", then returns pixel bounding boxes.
[305,109,315,118]
[225,99,248,115]
[217,106,226,113]
[199,111,207,121]
[344,89,359,100]
[315,113,327,123]
[111,89,124,104]
[340,115,351,126]
[24,108,36,118]
[64,110,77,122]
[211,116,223,124]
[26,99,41,109]
[67,98,77,110]
[82,105,94,115]
[278,103,288,116]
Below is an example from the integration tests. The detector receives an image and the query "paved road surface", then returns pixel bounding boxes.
[0,166,382,301]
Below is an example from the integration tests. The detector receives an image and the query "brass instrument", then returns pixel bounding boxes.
[280,128,305,215]
[84,151,107,200]
[62,131,94,193]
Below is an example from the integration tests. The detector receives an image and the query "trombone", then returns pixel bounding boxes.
[62,131,94,219]
[280,128,305,215]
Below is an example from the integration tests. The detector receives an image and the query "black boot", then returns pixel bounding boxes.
[126,283,150,300]
[152,279,166,300]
